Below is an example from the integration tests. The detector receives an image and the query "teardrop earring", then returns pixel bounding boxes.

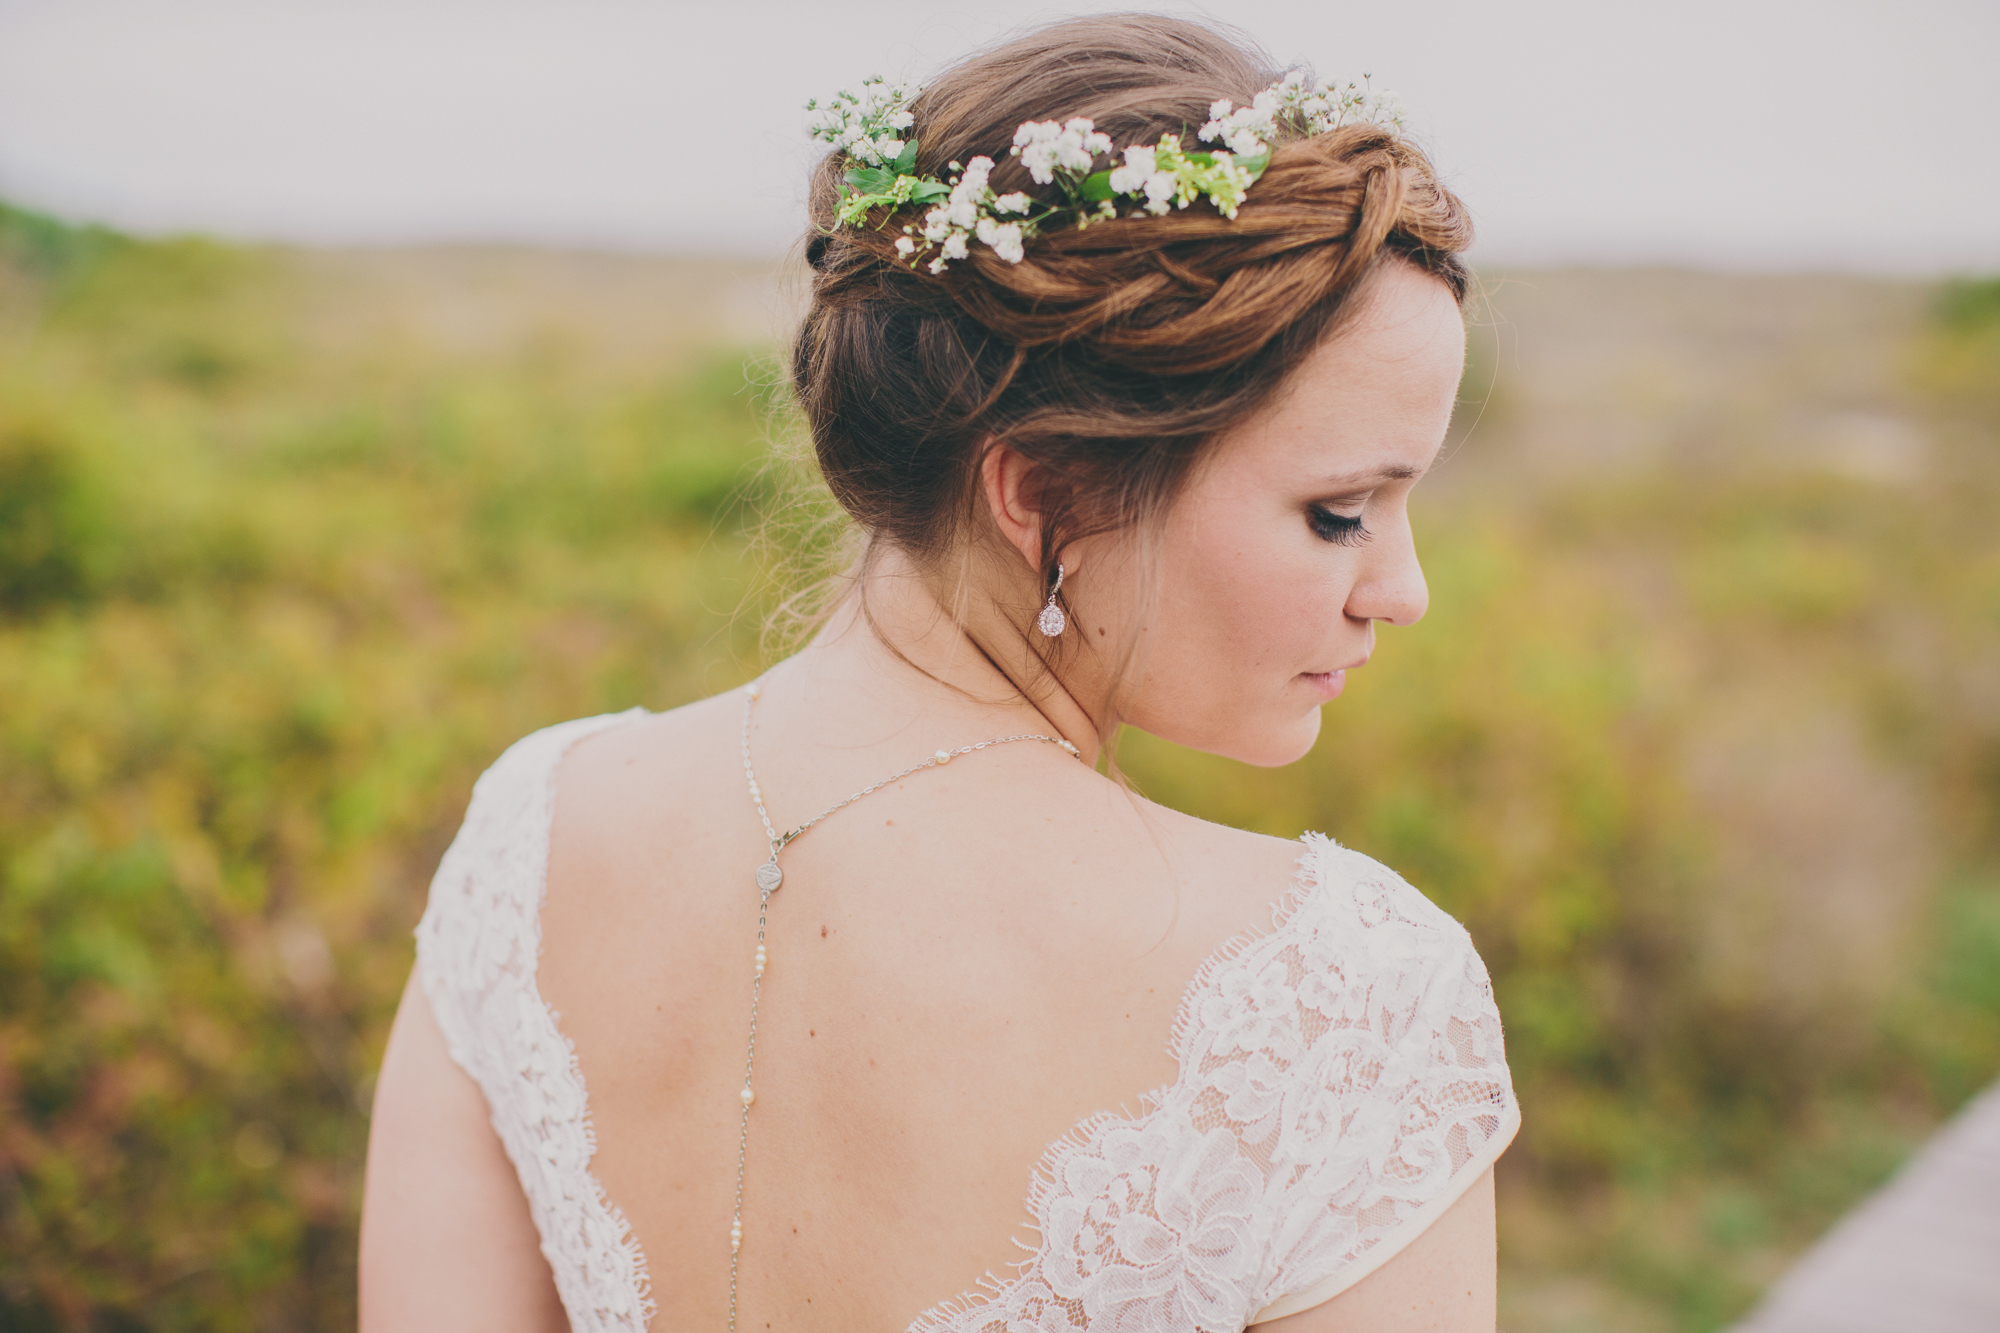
[1037,562,1066,638]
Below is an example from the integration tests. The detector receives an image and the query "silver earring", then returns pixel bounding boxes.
[1037,562,1066,637]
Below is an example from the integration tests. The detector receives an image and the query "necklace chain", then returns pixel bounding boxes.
[727,677,1080,1332]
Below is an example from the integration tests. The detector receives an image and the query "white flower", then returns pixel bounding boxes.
[1363,88,1406,127]
[894,235,916,257]
[806,75,925,159]
[1266,69,1407,136]
[991,191,1032,215]
[976,217,1026,263]
[941,232,968,260]
[1059,117,1109,171]
[1143,171,1177,214]
[1012,120,1063,184]
[1106,143,1157,195]
[1200,88,1280,157]
[1224,115,1271,156]
[1012,117,1106,184]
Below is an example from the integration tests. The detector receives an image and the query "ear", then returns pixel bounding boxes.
[977,440,1046,573]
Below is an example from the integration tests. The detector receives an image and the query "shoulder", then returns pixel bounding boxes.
[544,691,736,821]
[413,707,652,1032]
[433,707,654,882]
[1292,834,1481,970]
[1129,799,1316,934]
[1128,808,1477,975]
[1169,829,1497,1078]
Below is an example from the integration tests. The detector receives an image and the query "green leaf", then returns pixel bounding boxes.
[893,140,921,175]
[1080,171,1117,202]
[1238,149,1272,183]
[908,180,950,203]
[845,166,895,195]
[836,193,892,225]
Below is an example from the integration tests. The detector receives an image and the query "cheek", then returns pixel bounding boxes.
[1161,506,1347,673]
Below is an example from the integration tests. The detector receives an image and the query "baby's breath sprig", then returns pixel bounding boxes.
[808,67,1403,274]
[1202,70,1405,156]
[806,76,921,167]
[808,78,959,229]
[1101,134,1263,219]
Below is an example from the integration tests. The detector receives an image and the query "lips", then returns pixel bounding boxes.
[1299,669,1347,701]
[1299,653,1367,702]
[1309,655,1370,676]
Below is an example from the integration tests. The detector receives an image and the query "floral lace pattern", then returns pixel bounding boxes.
[416,711,655,1332]
[913,832,1517,1331]
[417,715,1517,1333]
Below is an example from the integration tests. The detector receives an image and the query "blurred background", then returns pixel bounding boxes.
[1,2,1996,1330]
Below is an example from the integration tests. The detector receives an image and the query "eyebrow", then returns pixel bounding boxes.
[1316,464,1424,488]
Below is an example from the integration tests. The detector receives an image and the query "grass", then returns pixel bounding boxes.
[1,201,1996,1330]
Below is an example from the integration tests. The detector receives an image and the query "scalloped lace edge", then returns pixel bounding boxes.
[418,709,658,1333]
[535,713,658,1331]
[903,832,1338,1331]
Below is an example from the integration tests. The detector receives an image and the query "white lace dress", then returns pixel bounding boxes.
[416,712,1520,1332]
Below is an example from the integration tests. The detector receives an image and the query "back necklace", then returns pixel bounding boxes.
[729,677,1083,1330]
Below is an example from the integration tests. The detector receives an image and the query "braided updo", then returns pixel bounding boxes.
[791,13,1472,602]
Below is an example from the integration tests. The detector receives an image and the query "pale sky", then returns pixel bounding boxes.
[0,0,1994,272]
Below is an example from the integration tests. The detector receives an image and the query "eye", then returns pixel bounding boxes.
[1307,503,1369,546]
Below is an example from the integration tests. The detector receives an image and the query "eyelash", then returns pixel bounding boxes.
[1308,503,1370,546]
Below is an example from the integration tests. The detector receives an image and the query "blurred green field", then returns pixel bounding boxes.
[1,201,1995,1333]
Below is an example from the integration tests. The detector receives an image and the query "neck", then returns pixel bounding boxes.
[783,544,1107,768]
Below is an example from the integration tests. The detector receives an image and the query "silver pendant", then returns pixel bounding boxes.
[1037,602,1066,637]
[755,859,784,894]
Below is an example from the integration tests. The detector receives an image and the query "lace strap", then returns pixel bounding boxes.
[1249,837,1518,1321]
[415,712,637,1062]
[413,708,656,1332]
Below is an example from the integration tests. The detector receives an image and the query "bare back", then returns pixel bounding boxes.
[539,690,1301,1329]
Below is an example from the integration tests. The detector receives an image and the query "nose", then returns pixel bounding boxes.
[1345,518,1428,627]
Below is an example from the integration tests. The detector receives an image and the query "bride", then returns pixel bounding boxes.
[359,14,1516,1332]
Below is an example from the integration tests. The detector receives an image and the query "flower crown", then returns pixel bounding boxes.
[807,70,1403,274]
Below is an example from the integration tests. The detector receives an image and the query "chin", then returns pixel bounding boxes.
[1238,710,1325,768]
[1168,703,1324,769]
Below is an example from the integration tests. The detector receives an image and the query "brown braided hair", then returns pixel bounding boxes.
[791,13,1472,633]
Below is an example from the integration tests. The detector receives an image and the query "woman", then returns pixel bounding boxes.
[360,14,1517,1332]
